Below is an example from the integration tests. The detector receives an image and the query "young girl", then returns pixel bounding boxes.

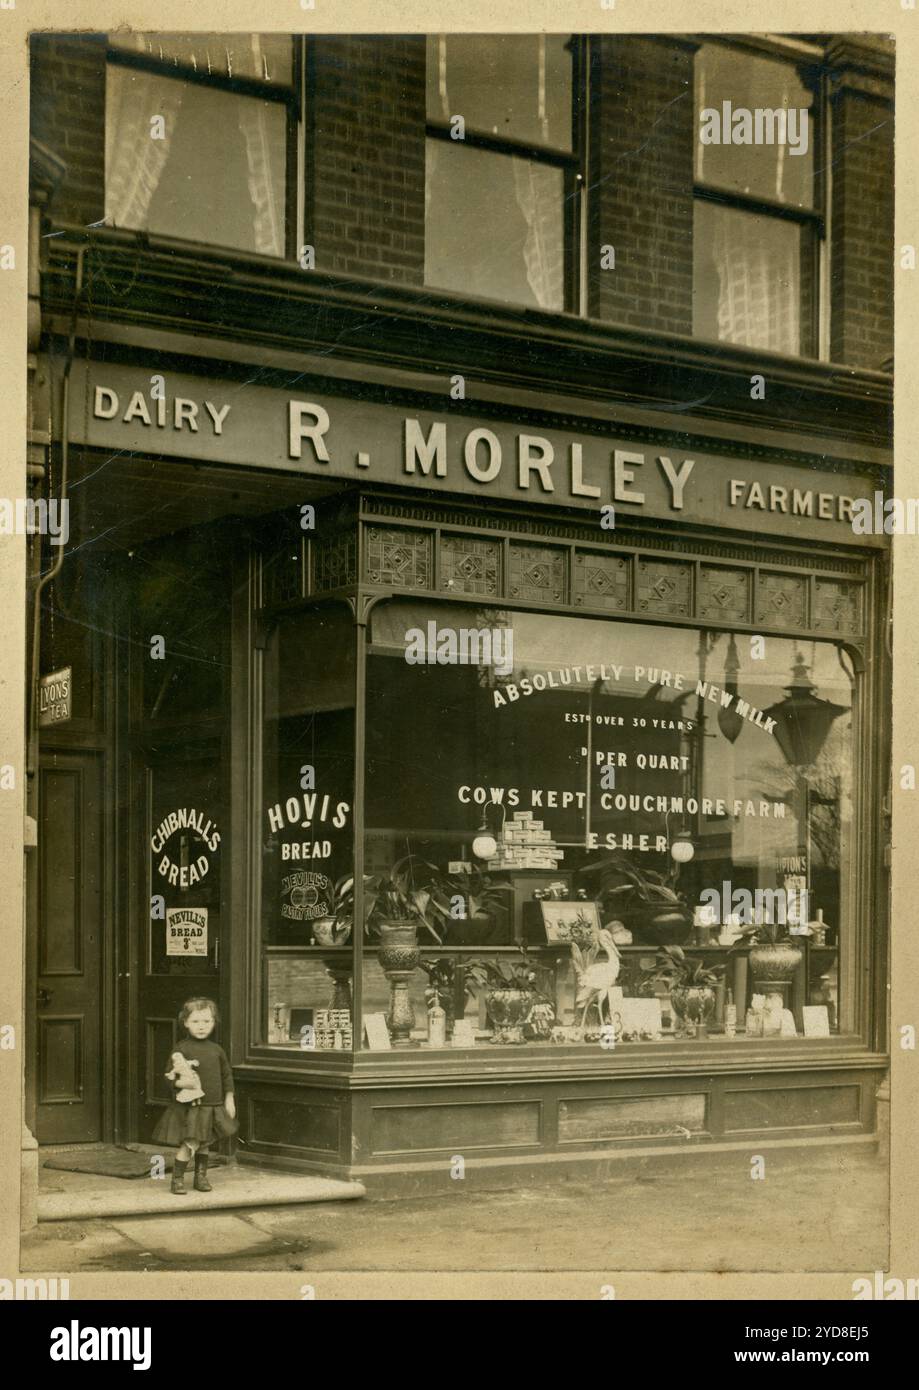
[154,998,237,1195]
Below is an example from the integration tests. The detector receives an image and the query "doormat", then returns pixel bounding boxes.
[43,1147,228,1180]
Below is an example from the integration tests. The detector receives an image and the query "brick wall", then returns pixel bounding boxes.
[586,35,696,335]
[308,36,426,285]
[828,49,895,370]
[30,34,106,225]
[28,32,894,369]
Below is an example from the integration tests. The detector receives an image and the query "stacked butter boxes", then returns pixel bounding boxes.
[314,1008,353,1050]
[487,811,565,871]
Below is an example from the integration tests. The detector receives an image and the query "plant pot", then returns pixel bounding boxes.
[617,905,694,947]
[749,941,803,984]
[449,910,502,946]
[485,988,533,1044]
[312,917,351,947]
[378,922,420,1048]
[669,984,716,1027]
[377,921,420,974]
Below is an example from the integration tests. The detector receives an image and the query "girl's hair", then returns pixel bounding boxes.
[178,997,220,1029]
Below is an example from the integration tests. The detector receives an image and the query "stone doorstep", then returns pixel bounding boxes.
[37,1165,365,1224]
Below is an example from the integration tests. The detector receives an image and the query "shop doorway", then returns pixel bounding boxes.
[134,737,228,1141]
[35,750,105,1144]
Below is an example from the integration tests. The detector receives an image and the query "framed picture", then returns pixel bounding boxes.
[535,900,601,946]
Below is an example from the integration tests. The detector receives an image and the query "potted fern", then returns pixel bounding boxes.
[576,854,693,946]
[333,855,453,946]
[469,949,553,1044]
[641,946,725,1031]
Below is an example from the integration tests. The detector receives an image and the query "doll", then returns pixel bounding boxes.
[164,1051,205,1104]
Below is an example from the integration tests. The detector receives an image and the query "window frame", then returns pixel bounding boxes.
[105,36,302,261]
[424,34,588,315]
[692,38,828,359]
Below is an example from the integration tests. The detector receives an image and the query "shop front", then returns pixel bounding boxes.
[29,305,891,1184]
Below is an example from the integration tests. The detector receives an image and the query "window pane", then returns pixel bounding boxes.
[426,34,573,149]
[695,43,814,208]
[260,606,356,1050]
[106,66,287,256]
[425,141,564,310]
[109,32,293,86]
[693,200,801,355]
[364,602,852,1046]
[135,529,229,723]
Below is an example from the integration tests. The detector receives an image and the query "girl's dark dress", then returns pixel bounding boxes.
[152,1037,238,1146]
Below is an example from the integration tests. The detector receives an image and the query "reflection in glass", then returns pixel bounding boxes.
[695,43,815,208]
[426,34,573,149]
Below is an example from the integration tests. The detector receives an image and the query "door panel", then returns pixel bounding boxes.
[137,742,227,1140]
[36,754,104,1143]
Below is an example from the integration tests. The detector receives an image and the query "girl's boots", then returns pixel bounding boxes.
[171,1158,188,1194]
[194,1151,212,1192]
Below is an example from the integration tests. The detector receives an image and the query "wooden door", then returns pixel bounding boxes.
[35,751,104,1143]
[136,738,228,1141]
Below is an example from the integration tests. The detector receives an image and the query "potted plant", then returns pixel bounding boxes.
[468,949,553,1044]
[733,919,804,985]
[333,855,453,946]
[575,855,693,946]
[447,868,513,946]
[641,945,724,1032]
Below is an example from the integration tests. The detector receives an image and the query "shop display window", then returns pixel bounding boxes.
[260,596,854,1053]
[360,601,852,1050]
[260,603,356,1048]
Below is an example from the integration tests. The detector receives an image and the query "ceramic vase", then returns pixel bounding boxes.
[486,988,532,1044]
[669,983,716,1028]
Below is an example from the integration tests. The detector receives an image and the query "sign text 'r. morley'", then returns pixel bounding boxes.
[83,370,882,540]
[289,404,696,508]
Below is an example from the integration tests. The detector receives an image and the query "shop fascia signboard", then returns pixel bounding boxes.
[67,361,885,548]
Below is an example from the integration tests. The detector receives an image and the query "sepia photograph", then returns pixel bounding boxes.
[2,9,910,1321]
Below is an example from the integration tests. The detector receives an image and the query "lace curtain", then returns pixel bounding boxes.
[512,158,563,311]
[105,51,283,258]
[711,213,799,355]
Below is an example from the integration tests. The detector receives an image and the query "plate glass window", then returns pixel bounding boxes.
[363,602,853,1045]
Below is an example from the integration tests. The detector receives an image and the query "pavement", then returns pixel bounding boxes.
[36,1160,364,1223]
[20,1146,887,1274]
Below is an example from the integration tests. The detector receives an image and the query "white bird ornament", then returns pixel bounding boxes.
[571,928,622,1031]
